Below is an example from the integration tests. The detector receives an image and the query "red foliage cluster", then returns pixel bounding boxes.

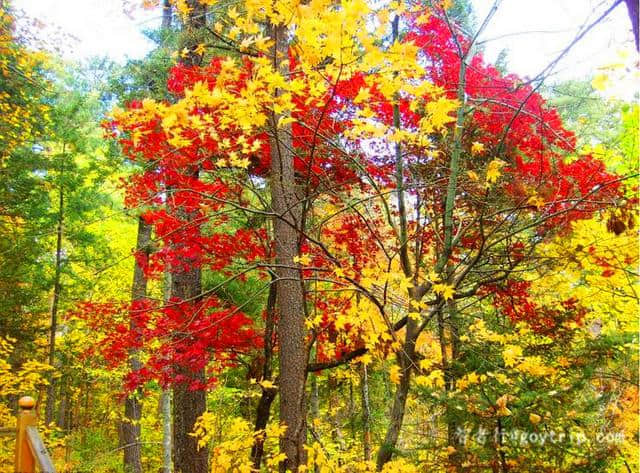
[486,281,586,334]
[72,296,260,391]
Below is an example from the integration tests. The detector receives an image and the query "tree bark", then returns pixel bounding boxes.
[56,381,67,429]
[251,278,277,469]
[122,217,151,473]
[161,389,173,473]
[268,21,308,472]
[171,199,208,473]
[437,306,462,469]
[360,363,372,462]
[173,373,207,473]
[161,271,173,473]
[376,318,418,469]
[171,250,208,473]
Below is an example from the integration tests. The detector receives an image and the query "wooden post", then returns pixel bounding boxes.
[15,396,36,473]
[13,396,55,473]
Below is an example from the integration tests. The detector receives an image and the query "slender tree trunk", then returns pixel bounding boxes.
[376,15,422,469]
[162,271,173,473]
[122,217,151,473]
[45,146,65,425]
[376,319,418,469]
[251,279,277,469]
[153,6,173,473]
[268,22,308,472]
[437,307,462,469]
[310,373,319,422]
[161,389,173,473]
[360,363,372,462]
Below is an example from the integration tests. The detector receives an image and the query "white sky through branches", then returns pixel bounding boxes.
[13,0,638,90]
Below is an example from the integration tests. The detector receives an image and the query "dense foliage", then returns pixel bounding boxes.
[0,1,637,472]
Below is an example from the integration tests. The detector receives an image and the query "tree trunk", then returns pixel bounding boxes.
[161,272,173,473]
[45,146,65,425]
[121,217,151,473]
[268,22,308,472]
[251,279,277,469]
[376,319,418,470]
[161,389,173,473]
[171,262,208,473]
[438,307,462,469]
[171,218,208,473]
[171,5,208,473]
[328,374,346,453]
[360,363,372,462]
[173,373,207,473]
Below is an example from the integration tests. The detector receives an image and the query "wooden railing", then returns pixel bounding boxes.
[0,396,56,473]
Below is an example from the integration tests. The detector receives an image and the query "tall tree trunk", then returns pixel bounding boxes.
[437,306,462,469]
[360,363,372,462]
[122,217,151,473]
[173,372,207,473]
[376,319,418,469]
[251,278,277,469]
[161,389,173,473]
[162,271,173,473]
[376,15,422,469]
[269,21,308,471]
[171,254,208,473]
[171,5,208,473]
[45,145,65,425]
[170,194,208,473]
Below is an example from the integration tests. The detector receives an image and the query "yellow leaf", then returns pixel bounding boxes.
[432,282,455,300]
[486,158,506,184]
[502,345,523,367]
[471,141,485,155]
[194,43,206,56]
[359,353,372,366]
[527,194,545,209]
[259,380,276,390]
[293,254,312,265]
[495,394,512,417]
[277,115,297,127]
[389,365,401,384]
[354,87,371,104]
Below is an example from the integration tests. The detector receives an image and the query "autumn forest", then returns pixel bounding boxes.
[0,0,638,472]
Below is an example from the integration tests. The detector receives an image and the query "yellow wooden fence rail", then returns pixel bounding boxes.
[0,396,56,473]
